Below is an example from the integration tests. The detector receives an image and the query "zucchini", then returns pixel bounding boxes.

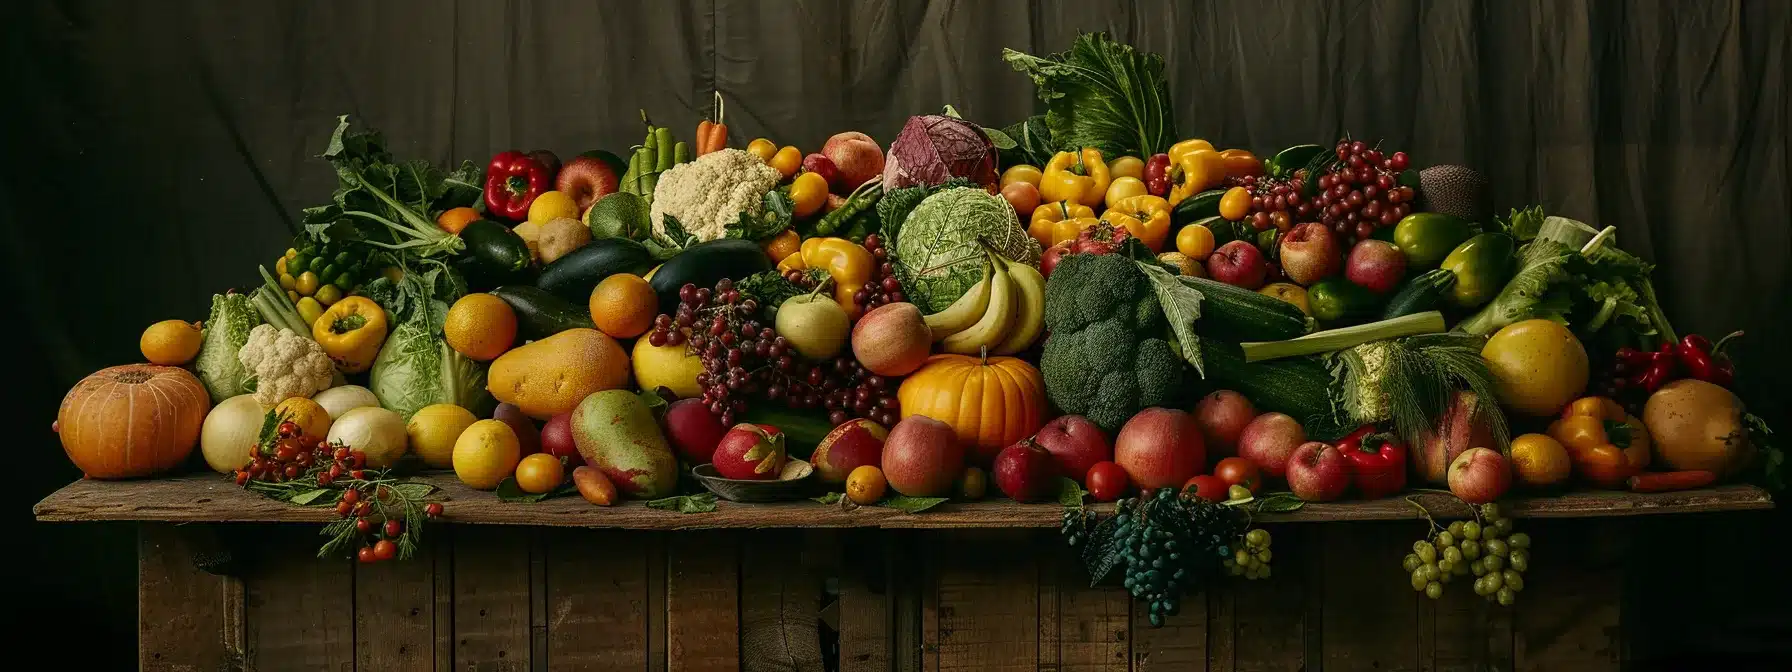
[648,238,775,314]
[1197,340,1352,441]
[457,219,535,290]
[1380,268,1456,320]
[1171,189,1228,228]
[536,237,656,303]
[1179,275,1311,342]
[489,285,596,340]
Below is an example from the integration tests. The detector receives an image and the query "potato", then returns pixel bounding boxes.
[511,220,544,263]
[572,466,618,506]
[538,217,592,264]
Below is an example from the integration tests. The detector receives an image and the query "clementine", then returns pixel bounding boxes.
[589,274,657,339]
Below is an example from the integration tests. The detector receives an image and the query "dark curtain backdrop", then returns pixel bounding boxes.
[7,0,1789,666]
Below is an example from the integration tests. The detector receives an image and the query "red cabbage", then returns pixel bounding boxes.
[881,115,999,191]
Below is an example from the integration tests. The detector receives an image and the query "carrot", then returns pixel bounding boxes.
[696,91,728,156]
[1627,470,1718,493]
[696,120,716,155]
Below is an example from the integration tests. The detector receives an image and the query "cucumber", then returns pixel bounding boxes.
[489,285,596,340]
[648,238,775,314]
[1179,275,1311,342]
[1380,268,1457,320]
[536,237,656,303]
[1269,144,1327,178]
[1197,340,1352,441]
[1171,189,1228,228]
[1305,278,1382,327]
[457,220,535,290]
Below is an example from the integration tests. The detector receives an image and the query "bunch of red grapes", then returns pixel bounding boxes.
[647,278,902,429]
[1314,140,1413,243]
[1230,174,1303,233]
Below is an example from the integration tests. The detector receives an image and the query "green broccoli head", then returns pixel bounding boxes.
[1039,253,1186,433]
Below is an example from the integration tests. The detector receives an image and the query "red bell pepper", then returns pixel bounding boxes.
[484,151,552,221]
[1335,425,1406,499]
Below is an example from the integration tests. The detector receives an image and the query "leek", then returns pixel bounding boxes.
[1240,311,1446,363]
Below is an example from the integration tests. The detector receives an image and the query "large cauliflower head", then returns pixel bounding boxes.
[238,324,335,406]
[650,149,780,242]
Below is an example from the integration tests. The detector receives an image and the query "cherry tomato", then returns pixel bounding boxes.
[355,517,372,534]
[278,421,300,438]
[335,500,353,517]
[424,503,445,518]
[1213,457,1262,493]
[1085,461,1130,503]
[1183,475,1229,502]
[373,539,398,561]
[342,488,360,505]
[515,453,567,494]
[384,519,403,538]
[234,471,249,486]
[357,546,377,564]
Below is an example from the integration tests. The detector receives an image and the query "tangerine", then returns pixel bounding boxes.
[444,293,518,361]
[589,274,658,339]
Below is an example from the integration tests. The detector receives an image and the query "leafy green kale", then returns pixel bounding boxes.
[301,115,483,258]
[1003,32,1178,159]
[996,115,1057,168]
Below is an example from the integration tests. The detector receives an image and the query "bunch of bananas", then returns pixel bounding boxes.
[923,250,1046,356]
[275,239,370,327]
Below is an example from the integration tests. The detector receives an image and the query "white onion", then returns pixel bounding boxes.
[327,406,410,468]
[200,395,267,474]
[312,385,380,420]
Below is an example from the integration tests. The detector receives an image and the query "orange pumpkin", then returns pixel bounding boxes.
[56,364,209,479]
[896,353,1047,466]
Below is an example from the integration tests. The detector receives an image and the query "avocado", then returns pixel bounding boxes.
[1437,233,1516,309]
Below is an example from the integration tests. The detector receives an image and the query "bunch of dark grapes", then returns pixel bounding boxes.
[1402,503,1532,605]
[1065,488,1250,627]
[1314,139,1414,244]
[852,234,904,313]
[646,279,902,428]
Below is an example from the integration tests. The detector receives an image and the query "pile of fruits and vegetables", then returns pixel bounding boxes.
[55,34,1779,615]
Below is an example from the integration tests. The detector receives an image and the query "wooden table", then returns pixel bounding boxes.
[36,474,1773,672]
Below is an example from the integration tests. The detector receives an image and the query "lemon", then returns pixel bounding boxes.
[528,190,579,225]
[409,404,479,468]
[633,335,705,399]
[273,396,333,439]
[1482,319,1589,416]
[453,419,521,490]
[140,319,203,366]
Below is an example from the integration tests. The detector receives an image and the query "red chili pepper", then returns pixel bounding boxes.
[1676,332,1740,388]
[1636,343,1680,393]
[1144,153,1173,198]
[1627,470,1717,493]
[484,151,552,220]
[1334,425,1407,500]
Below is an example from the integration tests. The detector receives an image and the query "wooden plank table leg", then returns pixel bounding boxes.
[838,529,891,672]
[244,524,354,672]
[667,531,741,672]
[930,530,1040,672]
[739,529,828,672]
[453,525,533,671]
[139,523,244,671]
[1514,520,1623,672]
[545,529,651,671]
[355,526,443,671]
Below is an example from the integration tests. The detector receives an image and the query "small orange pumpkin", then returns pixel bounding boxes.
[896,353,1047,466]
[56,364,209,479]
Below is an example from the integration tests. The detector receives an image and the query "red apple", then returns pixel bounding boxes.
[1208,240,1268,289]
[1414,391,1497,485]
[1344,239,1408,294]
[1032,414,1113,483]
[1184,475,1229,502]
[851,303,932,377]
[1278,222,1342,286]
[555,155,620,213]
[712,424,786,480]
[540,412,581,466]
[1085,461,1128,502]
[810,419,889,484]
[1040,241,1074,279]
[1213,457,1262,493]
[493,403,542,457]
[992,439,1059,502]
[1447,447,1512,505]
[1193,390,1256,458]
[822,131,885,193]
[663,398,728,465]
[1287,441,1350,502]
[881,415,964,497]
[1113,408,1205,490]
[802,153,840,188]
[1237,412,1307,478]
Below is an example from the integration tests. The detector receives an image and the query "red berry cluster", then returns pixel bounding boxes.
[234,420,359,486]
[1230,174,1302,232]
[1314,140,1412,243]
[647,278,901,428]
[852,234,904,313]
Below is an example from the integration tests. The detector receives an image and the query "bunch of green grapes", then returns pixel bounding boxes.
[1402,503,1532,605]
[1224,528,1273,580]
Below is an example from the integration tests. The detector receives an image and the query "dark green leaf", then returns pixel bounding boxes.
[725,190,795,241]
[1398,168,1423,189]
[735,270,808,316]
[495,478,578,503]
[1144,263,1203,376]
[391,482,437,501]
[982,126,1018,150]
[647,493,719,513]
[1057,477,1089,507]
[290,489,335,506]
[1252,493,1307,513]
[637,389,669,419]
[1082,515,1122,585]
[812,492,845,505]
[1002,33,1178,159]
[1300,149,1335,197]
[999,116,1058,168]
[876,495,948,513]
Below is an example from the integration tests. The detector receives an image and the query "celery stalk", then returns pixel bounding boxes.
[1240,311,1447,363]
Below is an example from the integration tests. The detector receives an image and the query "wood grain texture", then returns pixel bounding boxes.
[243,527,353,672]
[666,532,740,672]
[1231,525,1311,672]
[354,530,441,672]
[1514,520,1623,672]
[739,530,828,672]
[1321,523,1420,672]
[836,530,890,672]
[1129,571,1205,671]
[1049,545,1131,672]
[453,526,533,671]
[931,530,1041,672]
[544,529,651,671]
[36,474,1773,527]
[138,524,243,672]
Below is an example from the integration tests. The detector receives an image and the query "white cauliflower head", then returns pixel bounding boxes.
[237,324,335,406]
[650,148,780,242]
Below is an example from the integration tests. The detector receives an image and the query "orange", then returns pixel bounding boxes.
[1176,224,1216,259]
[514,453,566,494]
[745,138,777,162]
[140,320,203,366]
[1218,186,1252,220]
[1509,433,1571,488]
[589,274,658,339]
[444,293,518,361]
[436,207,481,234]
[453,419,521,490]
[845,465,887,505]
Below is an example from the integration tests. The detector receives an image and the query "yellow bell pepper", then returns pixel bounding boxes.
[1027,201,1100,248]
[312,296,388,374]
[1168,149,1226,205]
[1040,148,1110,208]
[1167,138,1215,167]
[775,237,874,319]
[1101,194,1172,252]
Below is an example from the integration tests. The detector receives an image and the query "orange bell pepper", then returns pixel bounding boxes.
[775,237,874,319]
[1101,194,1172,252]
[1040,148,1110,208]
[1167,149,1226,206]
[1218,149,1263,177]
[1547,396,1652,489]
[1028,201,1098,248]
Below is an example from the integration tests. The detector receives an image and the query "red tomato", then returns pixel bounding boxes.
[1184,475,1229,502]
[1213,457,1262,493]
[1085,461,1129,502]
